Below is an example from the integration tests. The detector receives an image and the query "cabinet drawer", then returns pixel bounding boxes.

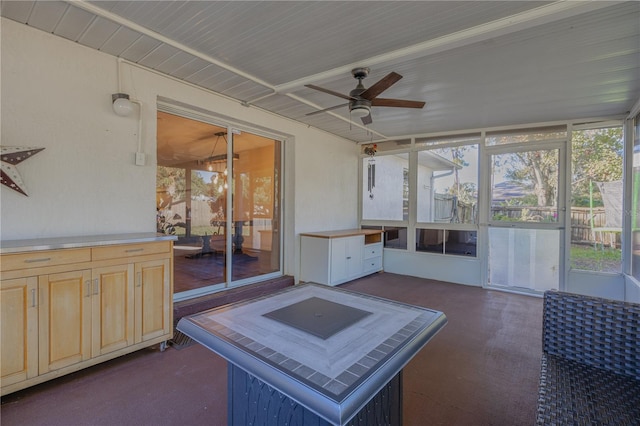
[363,243,382,260]
[1,248,91,272]
[92,242,170,261]
[363,256,383,273]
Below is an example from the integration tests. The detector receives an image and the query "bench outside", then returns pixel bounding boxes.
[536,290,640,425]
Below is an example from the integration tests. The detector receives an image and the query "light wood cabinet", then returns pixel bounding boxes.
[300,229,384,286]
[1,277,38,387]
[38,269,92,373]
[0,237,173,396]
[92,264,135,357]
[135,258,171,343]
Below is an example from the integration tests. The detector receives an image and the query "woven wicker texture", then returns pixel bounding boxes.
[543,290,640,380]
[536,354,640,425]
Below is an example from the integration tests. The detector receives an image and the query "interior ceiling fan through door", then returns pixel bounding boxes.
[305,67,425,125]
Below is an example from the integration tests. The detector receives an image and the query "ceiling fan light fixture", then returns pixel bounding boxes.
[351,105,370,118]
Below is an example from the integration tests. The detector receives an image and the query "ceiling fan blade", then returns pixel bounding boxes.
[305,103,349,116]
[371,98,426,109]
[361,114,373,125]
[360,72,403,100]
[305,84,354,101]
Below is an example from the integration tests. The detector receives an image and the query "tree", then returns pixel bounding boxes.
[156,166,211,213]
[156,166,186,208]
[436,145,478,204]
[495,127,623,208]
[571,127,623,206]
[502,150,558,206]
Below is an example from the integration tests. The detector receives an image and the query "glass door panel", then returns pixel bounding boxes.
[487,143,564,292]
[156,116,229,296]
[231,132,281,282]
[488,228,560,291]
[490,149,560,223]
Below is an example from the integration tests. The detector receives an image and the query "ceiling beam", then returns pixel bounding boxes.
[68,0,277,92]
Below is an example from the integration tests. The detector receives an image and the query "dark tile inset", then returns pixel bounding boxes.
[262,297,372,339]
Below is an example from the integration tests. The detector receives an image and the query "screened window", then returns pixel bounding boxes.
[416,229,477,256]
[416,144,478,224]
[362,153,409,221]
[569,126,623,273]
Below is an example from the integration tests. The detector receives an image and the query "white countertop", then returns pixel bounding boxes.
[0,233,177,254]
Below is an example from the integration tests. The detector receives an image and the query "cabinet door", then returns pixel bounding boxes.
[345,237,364,278]
[135,258,171,343]
[330,236,364,284]
[39,270,92,373]
[330,238,349,284]
[1,277,38,387]
[92,264,135,357]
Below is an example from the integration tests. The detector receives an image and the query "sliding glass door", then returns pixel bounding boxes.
[156,110,282,300]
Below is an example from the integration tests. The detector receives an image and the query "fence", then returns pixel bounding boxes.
[490,206,618,245]
[434,196,619,246]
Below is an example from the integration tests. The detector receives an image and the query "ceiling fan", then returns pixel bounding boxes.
[305,67,425,125]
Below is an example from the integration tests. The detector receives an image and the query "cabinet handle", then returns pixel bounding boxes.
[31,289,37,307]
[85,280,91,297]
[346,256,352,260]
[93,279,99,295]
[136,272,142,288]
[24,257,51,263]
[126,248,144,253]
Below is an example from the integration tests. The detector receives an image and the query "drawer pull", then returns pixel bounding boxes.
[126,248,144,253]
[24,257,51,263]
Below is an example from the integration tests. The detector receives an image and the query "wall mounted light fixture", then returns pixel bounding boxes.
[112,93,134,117]
[111,92,145,165]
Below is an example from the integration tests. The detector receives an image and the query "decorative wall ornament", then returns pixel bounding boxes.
[1,146,45,196]
[364,143,377,157]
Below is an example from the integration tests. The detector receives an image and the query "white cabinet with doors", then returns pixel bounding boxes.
[0,235,174,396]
[300,229,383,286]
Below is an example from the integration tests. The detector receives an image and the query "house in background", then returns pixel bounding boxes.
[2,1,640,306]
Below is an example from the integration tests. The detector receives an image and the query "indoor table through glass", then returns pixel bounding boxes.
[177,283,447,426]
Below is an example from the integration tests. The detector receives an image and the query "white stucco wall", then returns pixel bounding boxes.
[1,18,358,278]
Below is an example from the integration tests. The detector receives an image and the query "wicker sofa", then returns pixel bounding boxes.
[536,290,640,425]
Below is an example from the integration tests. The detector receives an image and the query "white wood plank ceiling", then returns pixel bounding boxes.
[2,1,639,142]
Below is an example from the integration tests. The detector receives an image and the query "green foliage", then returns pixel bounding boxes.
[156,166,211,206]
[156,166,186,207]
[571,127,623,202]
[493,127,623,209]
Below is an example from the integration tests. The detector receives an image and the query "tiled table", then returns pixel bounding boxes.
[177,283,447,426]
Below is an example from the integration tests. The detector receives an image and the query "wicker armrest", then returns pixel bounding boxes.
[542,290,640,380]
